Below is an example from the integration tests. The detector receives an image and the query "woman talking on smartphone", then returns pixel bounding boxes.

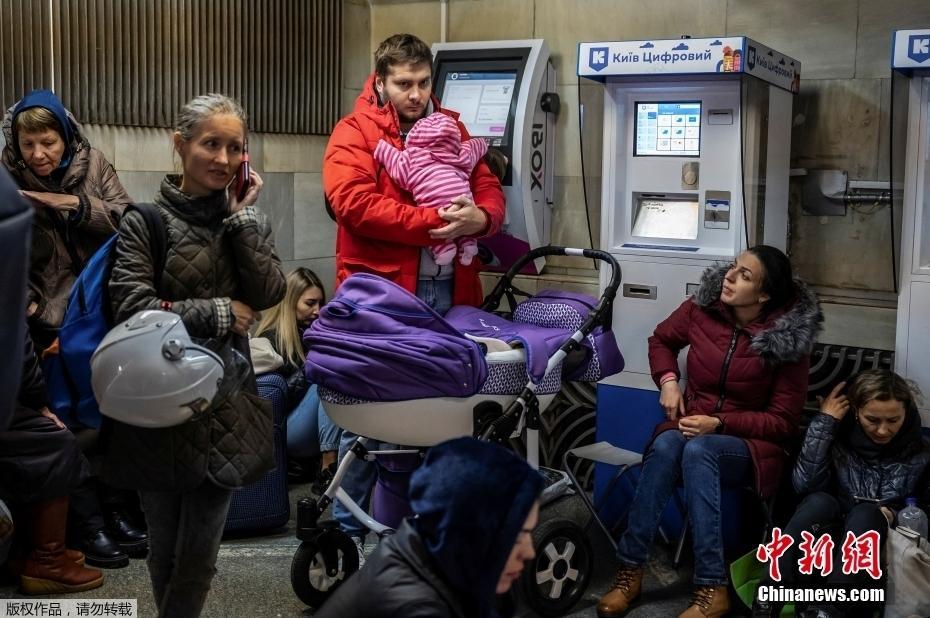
[101,93,285,618]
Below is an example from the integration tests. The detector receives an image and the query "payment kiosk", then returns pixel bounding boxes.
[892,29,930,426]
[432,40,558,273]
[578,37,800,531]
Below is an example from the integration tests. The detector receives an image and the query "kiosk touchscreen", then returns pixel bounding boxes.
[634,101,702,156]
[432,40,557,273]
[578,37,799,486]
[892,29,930,426]
[440,71,517,147]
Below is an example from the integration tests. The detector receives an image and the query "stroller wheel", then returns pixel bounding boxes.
[518,518,592,617]
[290,530,360,608]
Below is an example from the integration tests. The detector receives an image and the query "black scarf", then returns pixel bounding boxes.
[842,403,923,462]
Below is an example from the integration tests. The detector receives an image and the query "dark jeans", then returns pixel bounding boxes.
[764,491,887,615]
[616,430,751,585]
[334,280,450,537]
[140,482,233,618]
[332,432,397,537]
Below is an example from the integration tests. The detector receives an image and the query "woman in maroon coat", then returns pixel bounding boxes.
[597,246,822,618]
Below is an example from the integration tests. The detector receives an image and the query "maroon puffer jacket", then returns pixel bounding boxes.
[648,263,823,499]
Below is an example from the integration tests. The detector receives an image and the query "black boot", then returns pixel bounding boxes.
[71,529,128,568]
[104,511,148,557]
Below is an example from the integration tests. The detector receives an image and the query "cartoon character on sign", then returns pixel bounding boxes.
[722,46,734,72]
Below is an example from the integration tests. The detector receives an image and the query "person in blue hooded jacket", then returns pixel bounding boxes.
[1,89,131,351]
[1,90,139,569]
[315,437,545,618]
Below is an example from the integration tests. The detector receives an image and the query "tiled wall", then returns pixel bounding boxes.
[72,125,340,290]
[6,0,930,342]
[1,0,373,296]
[366,0,930,347]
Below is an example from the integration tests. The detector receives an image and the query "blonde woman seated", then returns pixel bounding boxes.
[254,268,341,483]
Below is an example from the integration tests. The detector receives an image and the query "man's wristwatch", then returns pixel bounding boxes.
[714,417,725,434]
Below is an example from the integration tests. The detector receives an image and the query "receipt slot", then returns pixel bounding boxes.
[432,40,557,273]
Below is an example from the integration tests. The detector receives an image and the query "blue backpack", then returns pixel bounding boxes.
[45,203,167,429]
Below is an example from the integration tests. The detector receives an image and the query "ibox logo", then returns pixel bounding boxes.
[909,34,930,64]
[589,47,609,72]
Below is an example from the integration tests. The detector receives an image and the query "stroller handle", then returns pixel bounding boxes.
[482,246,622,315]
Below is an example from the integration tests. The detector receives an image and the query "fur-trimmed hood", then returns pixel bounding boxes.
[694,262,823,364]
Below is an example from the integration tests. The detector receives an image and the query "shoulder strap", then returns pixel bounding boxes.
[53,211,85,276]
[126,203,167,293]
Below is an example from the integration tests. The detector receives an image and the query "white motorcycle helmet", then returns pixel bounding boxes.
[91,310,225,428]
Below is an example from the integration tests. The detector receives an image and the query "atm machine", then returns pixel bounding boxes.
[892,29,930,427]
[432,40,558,273]
[578,37,800,528]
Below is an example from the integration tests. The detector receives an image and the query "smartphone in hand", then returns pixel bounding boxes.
[234,140,251,202]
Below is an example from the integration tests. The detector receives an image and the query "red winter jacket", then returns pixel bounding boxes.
[323,74,506,306]
[648,264,822,499]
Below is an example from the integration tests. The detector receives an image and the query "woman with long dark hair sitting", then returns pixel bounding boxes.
[598,245,822,618]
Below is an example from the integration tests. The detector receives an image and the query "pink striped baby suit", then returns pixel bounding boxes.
[374,112,489,266]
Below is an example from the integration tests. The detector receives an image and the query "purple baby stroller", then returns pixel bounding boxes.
[290,246,623,615]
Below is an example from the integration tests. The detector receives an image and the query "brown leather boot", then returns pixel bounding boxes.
[19,496,103,595]
[678,585,730,618]
[597,566,644,616]
[7,548,84,577]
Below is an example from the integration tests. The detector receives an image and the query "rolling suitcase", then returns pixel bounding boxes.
[224,372,290,533]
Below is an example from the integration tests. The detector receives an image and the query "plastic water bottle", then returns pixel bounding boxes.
[898,496,929,540]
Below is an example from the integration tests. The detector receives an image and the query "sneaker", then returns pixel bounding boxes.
[352,536,366,568]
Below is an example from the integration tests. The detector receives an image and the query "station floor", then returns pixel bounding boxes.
[0,483,744,617]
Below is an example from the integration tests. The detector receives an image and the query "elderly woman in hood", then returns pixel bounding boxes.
[598,245,823,618]
[1,89,131,350]
[315,437,545,618]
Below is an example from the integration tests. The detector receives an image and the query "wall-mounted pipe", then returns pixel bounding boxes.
[801,169,891,216]
[440,0,448,43]
[843,192,891,204]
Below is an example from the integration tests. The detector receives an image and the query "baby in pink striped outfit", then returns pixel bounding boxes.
[374,112,488,266]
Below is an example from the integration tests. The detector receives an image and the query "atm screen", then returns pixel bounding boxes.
[632,198,699,240]
[440,71,517,146]
[634,101,702,157]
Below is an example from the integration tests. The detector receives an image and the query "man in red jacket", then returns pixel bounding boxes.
[322,33,506,552]
[323,32,505,311]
